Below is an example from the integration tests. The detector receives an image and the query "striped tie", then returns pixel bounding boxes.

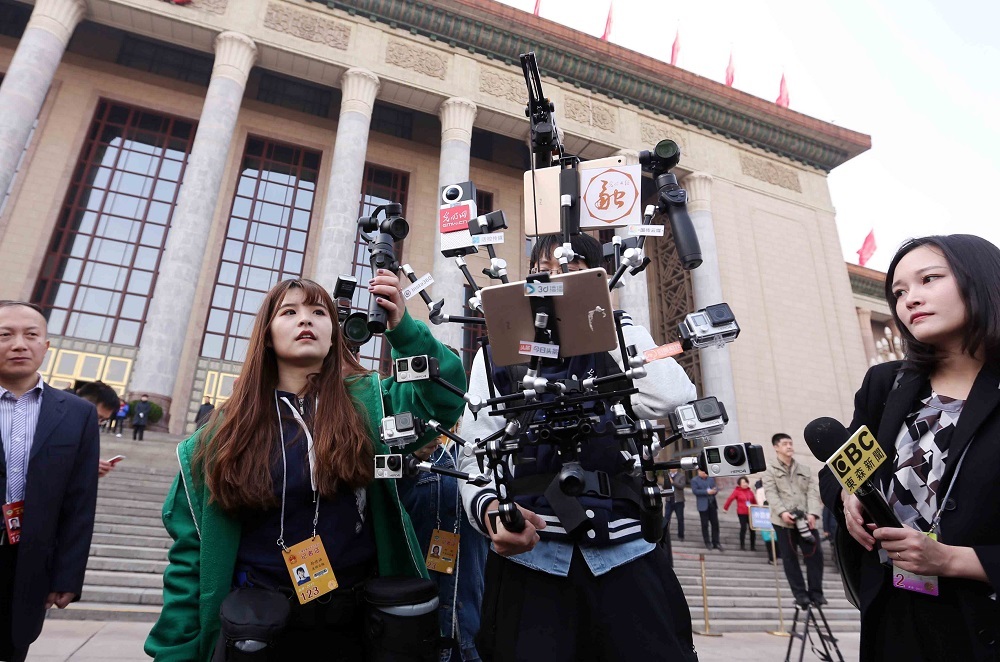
[7,396,27,503]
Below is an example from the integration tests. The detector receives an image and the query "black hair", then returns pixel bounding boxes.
[0,300,45,318]
[529,233,604,270]
[76,381,120,413]
[771,433,791,446]
[885,235,1000,372]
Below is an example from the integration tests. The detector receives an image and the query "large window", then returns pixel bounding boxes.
[351,165,409,373]
[201,137,321,361]
[34,101,195,345]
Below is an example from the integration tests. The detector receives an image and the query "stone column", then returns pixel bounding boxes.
[313,68,381,292]
[856,307,877,364]
[0,0,85,216]
[612,149,652,332]
[431,97,477,348]
[129,32,258,416]
[683,172,741,444]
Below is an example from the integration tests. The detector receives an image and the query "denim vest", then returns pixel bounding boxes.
[399,445,488,662]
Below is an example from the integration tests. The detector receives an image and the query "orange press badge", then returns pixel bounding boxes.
[2,501,23,545]
[425,529,460,574]
[283,536,338,604]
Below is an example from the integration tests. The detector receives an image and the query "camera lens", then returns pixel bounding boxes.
[654,139,679,160]
[410,356,427,373]
[442,185,463,202]
[342,313,372,345]
[558,463,586,497]
[387,455,402,471]
[695,398,720,420]
[723,445,745,466]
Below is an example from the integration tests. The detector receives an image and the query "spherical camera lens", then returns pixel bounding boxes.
[443,185,462,202]
[724,445,745,465]
[695,400,719,418]
[410,356,427,372]
[387,455,402,471]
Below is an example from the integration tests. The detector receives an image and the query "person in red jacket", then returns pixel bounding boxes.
[724,476,758,551]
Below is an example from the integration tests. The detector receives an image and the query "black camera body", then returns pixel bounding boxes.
[333,275,372,351]
[790,508,818,546]
[679,303,740,350]
[358,204,409,334]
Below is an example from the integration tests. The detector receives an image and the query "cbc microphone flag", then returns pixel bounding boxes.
[857,229,877,267]
[826,426,887,494]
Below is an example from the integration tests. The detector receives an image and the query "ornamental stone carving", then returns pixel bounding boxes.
[385,40,447,80]
[478,70,523,104]
[739,153,802,193]
[193,0,227,15]
[264,3,350,51]
[640,121,686,154]
[563,94,616,133]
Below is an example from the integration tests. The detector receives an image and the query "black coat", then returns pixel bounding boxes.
[132,400,152,427]
[0,385,99,649]
[820,361,1000,661]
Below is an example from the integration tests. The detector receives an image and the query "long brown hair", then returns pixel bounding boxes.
[195,279,374,512]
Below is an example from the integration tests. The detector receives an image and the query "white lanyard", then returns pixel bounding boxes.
[274,392,320,550]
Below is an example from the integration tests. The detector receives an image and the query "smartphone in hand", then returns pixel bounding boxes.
[108,455,126,466]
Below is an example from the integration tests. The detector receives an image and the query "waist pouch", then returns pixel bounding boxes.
[364,577,440,662]
[212,587,290,662]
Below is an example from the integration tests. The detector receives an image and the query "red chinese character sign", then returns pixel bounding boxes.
[580,164,641,229]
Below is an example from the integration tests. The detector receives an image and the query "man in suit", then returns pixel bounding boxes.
[0,301,99,661]
[663,467,686,541]
[690,468,722,551]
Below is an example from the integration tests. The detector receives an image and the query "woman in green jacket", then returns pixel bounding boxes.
[145,275,466,661]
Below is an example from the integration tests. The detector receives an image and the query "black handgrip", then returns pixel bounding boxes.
[489,504,526,534]
[367,293,388,334]
[640,507,664,543]
[665,203,702,270]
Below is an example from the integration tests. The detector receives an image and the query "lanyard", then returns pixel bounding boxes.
[927,438,973,536]
[274,392,320,551]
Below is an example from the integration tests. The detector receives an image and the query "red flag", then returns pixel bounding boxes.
[776,73,790,107]
[725,52,735,87]
[533,0,541,16]
[601,3,613,41]
[857,229,877,267]
[670,29,680,66]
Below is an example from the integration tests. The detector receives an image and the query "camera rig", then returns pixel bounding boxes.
[371,52,763,544]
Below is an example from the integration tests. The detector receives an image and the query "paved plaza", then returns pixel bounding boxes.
[27,620,860,662]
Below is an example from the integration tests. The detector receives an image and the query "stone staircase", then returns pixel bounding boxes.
[47,434,180,624]
[669,501,861,634]
[51,451,861,636]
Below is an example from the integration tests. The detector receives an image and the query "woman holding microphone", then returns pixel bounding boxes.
[830,235,1000,661]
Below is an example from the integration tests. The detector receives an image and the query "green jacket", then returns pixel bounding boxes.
[144,312,466,661]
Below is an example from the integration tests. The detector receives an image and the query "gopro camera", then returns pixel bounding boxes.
[374,454,404,479]
[678,303,740,350]
[669,397,728,439]
[699,442,766,477]
[395,356,431,383]
[380,412,419,448]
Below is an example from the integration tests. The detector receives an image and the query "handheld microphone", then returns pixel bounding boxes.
[803,417,902,529]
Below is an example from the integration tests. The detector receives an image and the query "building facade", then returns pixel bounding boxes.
[0,0,871,467]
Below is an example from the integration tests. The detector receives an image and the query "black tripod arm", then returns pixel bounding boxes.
[403,454,491,487]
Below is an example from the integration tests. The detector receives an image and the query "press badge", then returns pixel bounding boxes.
[892,532,939,597]
[283,536,338,604]
[425,529,459,574]
[2,501,23,545]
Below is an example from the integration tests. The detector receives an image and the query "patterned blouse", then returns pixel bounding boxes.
[887,391,965,532]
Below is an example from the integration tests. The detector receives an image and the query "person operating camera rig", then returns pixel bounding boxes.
[761,432,825,608]
[458,233,699,662]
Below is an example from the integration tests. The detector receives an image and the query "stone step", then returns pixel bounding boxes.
[45,602,161,623]
[93,521,170,537]
[91,532,172,549]
[80,585,164,606]
[86,557,168,574]
[684,595,853,610]
[84,570,163,589]
[693,606,858,623]
[97,502,164,517]
[95,513,164,528]
[97,490,169,505]
[90,544,168,562]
